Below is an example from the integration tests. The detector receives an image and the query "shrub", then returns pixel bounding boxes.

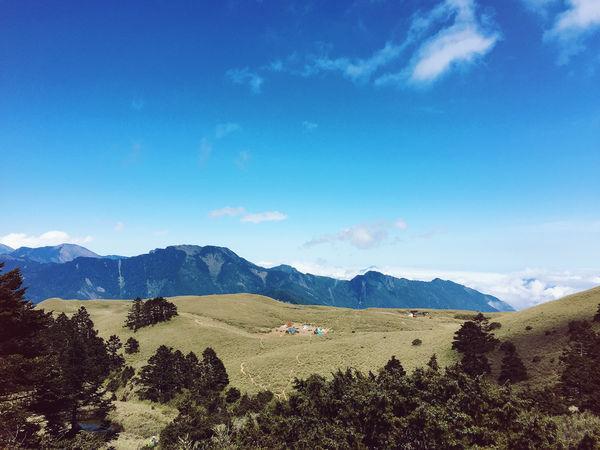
[488,322,502,330]
[412,338,422,346]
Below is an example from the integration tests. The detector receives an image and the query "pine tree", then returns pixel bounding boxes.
[139,345,181,402]
[427,354,439,371]
[125,297,144,331]
[498,341,528,384]
[0,264,52,447]
[107,335,125,369]
[452,313,499,377]
[40,307,112,435]
[382,355,406,377]
[200,347,229,393]
[124,336,139,354]
[560,320,600,414]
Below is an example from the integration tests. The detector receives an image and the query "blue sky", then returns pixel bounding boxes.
[1,0,599,308]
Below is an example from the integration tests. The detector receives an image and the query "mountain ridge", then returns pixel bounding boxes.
[0,244,514,311]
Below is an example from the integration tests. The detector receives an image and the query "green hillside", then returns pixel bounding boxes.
[37,287,600,449]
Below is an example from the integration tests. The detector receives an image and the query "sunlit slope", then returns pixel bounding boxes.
[39,287,600,395]
[489,286,600,386]
[39,294,468,394]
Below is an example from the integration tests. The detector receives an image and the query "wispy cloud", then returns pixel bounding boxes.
[215,122,241,139]
[377,0,499,85]
[241,211,288,224]
[0,231,93,249]
[544,0,600,63]
[209,207,288,224]
[209,206,246,218]
[303,218,408,250]
[226,67,264,94]
[242,0,498,89]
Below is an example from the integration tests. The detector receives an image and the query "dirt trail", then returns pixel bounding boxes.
[179,312,259,338]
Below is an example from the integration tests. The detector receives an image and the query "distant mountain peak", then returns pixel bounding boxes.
[8,243,100,264]
[0,243,13,255]
[0,243,515,312]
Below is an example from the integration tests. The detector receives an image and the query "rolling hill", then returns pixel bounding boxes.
[3,244,513,311]
[37,286,600,449]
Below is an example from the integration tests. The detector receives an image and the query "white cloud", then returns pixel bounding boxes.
[523,0,600,62]
[0,231,93,249]
[409,28,497,82]
[383,0,500,85]
[210,207,287,224]
[551,0,600,34]
[241,211,288,224]
[305,41,406,83]
[304,218,408,250]
[265,260,600,310]
[226,68,264,94]
[209,207,246,218]
[215,122,241,139]
[302,121,318,132]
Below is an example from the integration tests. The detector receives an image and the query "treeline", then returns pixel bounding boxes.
[0,264,124,448]
[124,296,177,331]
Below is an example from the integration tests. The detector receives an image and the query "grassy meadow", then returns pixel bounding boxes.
[37,286,600,449]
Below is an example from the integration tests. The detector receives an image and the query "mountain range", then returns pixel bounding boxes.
[0,244,514,311]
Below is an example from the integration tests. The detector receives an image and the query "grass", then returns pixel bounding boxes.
[37,287,600,449]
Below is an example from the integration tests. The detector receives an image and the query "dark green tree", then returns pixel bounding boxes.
[124,336,139,354]
[39,307,112,435]
[139,345,182,403]
[124,297,177,330]
[560,320,600,414]
[498,341,528,384]
[0,264,52,447]
[199,347,229,394]
[427,354,439,371]
[452,313,498,377]
[106,335,125,370]
[124,297,144,331]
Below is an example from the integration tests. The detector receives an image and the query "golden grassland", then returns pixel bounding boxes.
[37,287,600,449]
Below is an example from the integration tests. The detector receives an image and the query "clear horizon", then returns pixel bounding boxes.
[2,0,599,309]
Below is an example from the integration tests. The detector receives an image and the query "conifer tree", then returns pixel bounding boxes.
[40,307,112,434]
[498,341,528,384]
[139,345,181,402]
[427,354,440,371]
[0,264,52,447]
[124,336,140,354]
[107,335,125,370]
[560,320,600,414]
[382,355,406,377]
[125,297,144,331]
[452,313,498,377]
[200,347,229,393]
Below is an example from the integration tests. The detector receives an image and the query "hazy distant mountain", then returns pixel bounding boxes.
[8,243,100,264]
[0,244,514,311]
[0,244,13,255]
